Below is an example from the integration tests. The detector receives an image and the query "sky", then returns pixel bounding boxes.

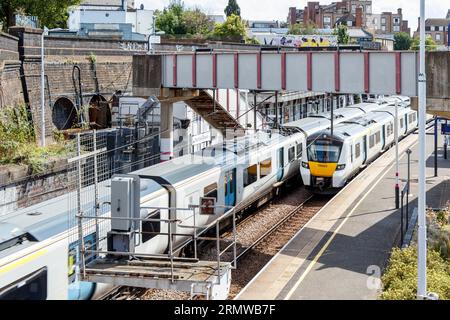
[136,0,450,32]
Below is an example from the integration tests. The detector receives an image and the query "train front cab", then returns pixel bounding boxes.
[301,133,346,194]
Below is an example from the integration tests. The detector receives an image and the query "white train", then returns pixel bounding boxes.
[301,98,419,193]
[0,99,409,300]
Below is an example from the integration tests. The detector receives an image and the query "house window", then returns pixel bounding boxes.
[324,16,331,23]
[394,26,400,32]
[436,33,441,41]
[381,25,386,31]
[381,18,386,24]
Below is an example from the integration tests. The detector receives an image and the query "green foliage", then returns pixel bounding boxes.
[427,209,450,260]
[245,37,260,45]
[0,104,73,173]
[394,32,412,51]
[212,14,246,40]
[333,25,349,44]
[155,0,187,35]
[87,52,97,65]
[183,8,214,36]
[0,0,81,31]
[288,23,319,35]
[410,35,437,51]
[380,246,450,300]
[224,0,240,18]
[155,1,213,36]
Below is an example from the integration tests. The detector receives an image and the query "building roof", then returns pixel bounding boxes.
[80,0,135,9]
[425,18,450,26]
[347,28,372,39]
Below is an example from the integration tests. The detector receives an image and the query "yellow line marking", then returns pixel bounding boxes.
[0,249,48,275]
[284,140,418,300]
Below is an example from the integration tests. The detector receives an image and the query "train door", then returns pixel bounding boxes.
[382,125,386,149]
[277,147,285,182]
[224,169,236,207]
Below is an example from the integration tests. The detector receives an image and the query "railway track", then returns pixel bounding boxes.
[99,185,328,300]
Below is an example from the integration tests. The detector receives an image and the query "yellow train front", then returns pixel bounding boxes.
[301,132,348,194]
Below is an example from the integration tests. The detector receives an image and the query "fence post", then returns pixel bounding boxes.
[216,220,221,285]
[93,130,100,259]
[400,190,404,246]
[76,133,86,278]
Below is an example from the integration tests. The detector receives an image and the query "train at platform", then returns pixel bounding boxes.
[0,97,416,300]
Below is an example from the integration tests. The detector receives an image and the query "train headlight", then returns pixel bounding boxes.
[336,164,346,171]
[302,162,310,169]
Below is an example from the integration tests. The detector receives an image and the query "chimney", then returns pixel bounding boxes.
[122,0,128,11]
[397,8,402,16]
[355,7,363,27]
[289,7,297,25]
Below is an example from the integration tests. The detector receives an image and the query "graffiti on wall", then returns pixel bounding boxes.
[255,35,338,48]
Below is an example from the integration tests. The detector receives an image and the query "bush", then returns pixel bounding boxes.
[380,246,450,300]
[0,104,74,173]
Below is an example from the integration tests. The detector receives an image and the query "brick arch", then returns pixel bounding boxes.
[52,97,77,130]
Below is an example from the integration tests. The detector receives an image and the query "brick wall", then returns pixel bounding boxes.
[0,32,24,109]
[6,27,145,142]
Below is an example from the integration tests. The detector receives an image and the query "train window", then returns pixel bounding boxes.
[387,123,393,137]
[296,143,303,159]
[288,147,295,162]
[259,158,272,178]
[204,183,218,200]
[369,135,375,148]
[243,165,258,187]
[355,143,361,158]
[400,119,404,129]
[0,267,47,300]
[142,210,160,243]
[375,132,381,144]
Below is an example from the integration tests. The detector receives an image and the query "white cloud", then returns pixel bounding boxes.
[137,0,449,32]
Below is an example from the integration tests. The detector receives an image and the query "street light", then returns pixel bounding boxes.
[395,100,400,209]
[40,26,49,147]
[417,0,428,300]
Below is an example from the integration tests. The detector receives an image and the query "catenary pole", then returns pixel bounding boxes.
[417,0,427,300]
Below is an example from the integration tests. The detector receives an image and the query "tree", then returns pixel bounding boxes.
[224,0,240,18]
[333,24,349,44]
[288,23,318,35]
[183,8,214,36]
[410,35,437,51]
[212,14,246,41]
[394,32,412,51]
[0,0,80,31]
[155,0,187,35]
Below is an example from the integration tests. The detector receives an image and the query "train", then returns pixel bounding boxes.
[0,97,416,300]
[300,96,419,193]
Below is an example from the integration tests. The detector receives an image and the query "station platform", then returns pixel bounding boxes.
[237,127,450,300]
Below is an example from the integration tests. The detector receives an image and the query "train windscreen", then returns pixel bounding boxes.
[307,139,343,163]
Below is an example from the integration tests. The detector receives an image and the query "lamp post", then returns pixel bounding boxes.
[395,101,400,209]
[40,26,48,147]
[417,0,428,300]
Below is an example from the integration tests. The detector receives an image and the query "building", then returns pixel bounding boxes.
[413,14,450,46]
[208,14,226,24]
[68,0,154,40]
[287,1,409,35]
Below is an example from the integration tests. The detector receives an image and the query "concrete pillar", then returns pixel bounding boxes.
[160,101,173,162]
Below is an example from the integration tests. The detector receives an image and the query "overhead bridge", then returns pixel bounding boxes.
[134,51,419,97]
